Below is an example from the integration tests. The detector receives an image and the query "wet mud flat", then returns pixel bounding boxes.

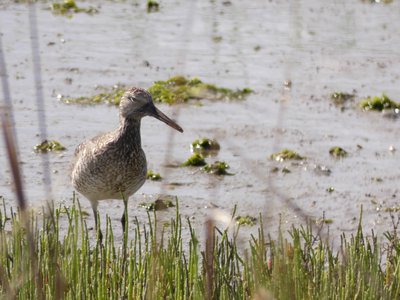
[0,0,400,244]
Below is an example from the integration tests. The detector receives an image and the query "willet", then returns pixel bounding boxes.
[71,87,183,239]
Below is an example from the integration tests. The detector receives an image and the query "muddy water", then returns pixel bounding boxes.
[0,0,400,243]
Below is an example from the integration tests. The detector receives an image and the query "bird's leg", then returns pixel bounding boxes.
[121,196,128,236]
[91,201,103,242]
[120,192,129,274]
[120,193,129,293]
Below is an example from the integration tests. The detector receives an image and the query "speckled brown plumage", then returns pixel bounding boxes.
[72,118,147,202]
[71,87,183,239]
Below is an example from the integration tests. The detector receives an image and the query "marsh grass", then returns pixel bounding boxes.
[0,199,399,299]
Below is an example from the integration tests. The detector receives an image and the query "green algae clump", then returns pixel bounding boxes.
[360,94,400,111]
[326,187,335,193]
[52,0,78,13]
[139,198,175,211]
[146,170,162,181]
[63,77,252,106]
[148,75,252,104]
[51,0,98,15]
[329,147,348,158]
[34,140,66,153]
[191,138,220,155]
[212,36,223,43]
[330,92,354,106]
[62,85,126,106]
[235,215,257,226]
[203,161,232,175]
[147,0,159,13]
[270,149,305,162]
[181,153,206,167]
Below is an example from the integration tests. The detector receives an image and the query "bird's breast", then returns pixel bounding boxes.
[72,143,147,201]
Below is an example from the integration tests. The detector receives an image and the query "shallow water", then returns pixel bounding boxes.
[0,0,400,243]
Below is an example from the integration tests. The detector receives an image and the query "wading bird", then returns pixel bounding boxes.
[72,87,183,240]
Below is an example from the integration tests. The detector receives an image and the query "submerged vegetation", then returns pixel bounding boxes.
[270,149,305,162]
[147,0,159,13]
[61,76,251,106]
[0,201,399,298]
[330,92,355,106]
[148,75,252,104]
[203,161,232,175]
[139,197,175,211]
[181,153,207,167]
[329,146,348,158]
[183,140,233,175]
[182,153,233,176]
[61,85,125,106]
[190,138,220,156]
[235,215,257,226]
[326,187,335,193]
[51,0,99,15]
[360,94,400,111]
[34,140,66,153]
[146,170,162,181]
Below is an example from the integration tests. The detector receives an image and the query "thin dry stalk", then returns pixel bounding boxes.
[0,32,45,300]
[29,1,54,212]
[1,112,45,300]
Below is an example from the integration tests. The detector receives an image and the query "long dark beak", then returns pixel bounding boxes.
[151,107,183,133]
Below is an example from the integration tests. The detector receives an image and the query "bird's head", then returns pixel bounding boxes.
[119,87,183,133]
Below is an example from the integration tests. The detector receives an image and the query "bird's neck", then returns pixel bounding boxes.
[117,118,142,149]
